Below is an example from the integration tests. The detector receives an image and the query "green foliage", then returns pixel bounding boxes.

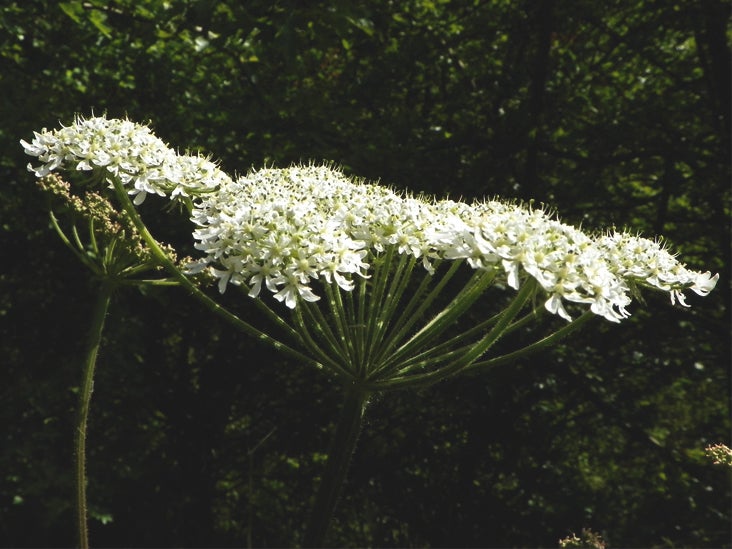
[1,0,729,546]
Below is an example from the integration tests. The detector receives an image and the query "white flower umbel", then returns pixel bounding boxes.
[22,116,316,365]
[596,231,719,306]
[190,163,717,322]
[21,115,230,204]
[23,117,715,323]
[22,117,718,366]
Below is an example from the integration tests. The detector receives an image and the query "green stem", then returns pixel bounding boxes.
[369,278,536,391]
[371,268,497,380]
[303,385,371,548]
[75,281,114,549]
[323,282,358,368]
[292,303,354,379]
[363,252,417,372]
[369,259,461,369]
[465,309,595,373]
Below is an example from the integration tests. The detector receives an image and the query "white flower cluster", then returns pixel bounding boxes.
[22,117,717,320]
[596,232,718,306]
[190,165,401,308]
[189,163,718,320]
[21,115,230,204]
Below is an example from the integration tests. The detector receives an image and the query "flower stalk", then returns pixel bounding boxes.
[33,173,178,548]
[303,384,371,548]
[75,281,114,549]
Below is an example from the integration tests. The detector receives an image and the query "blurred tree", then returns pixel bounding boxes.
[1,0,728,546]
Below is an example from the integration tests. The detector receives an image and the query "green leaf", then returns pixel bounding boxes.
[88,10,112,38]
[58,1,83,23]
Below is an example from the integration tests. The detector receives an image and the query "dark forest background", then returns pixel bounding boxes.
[0,1,730,547]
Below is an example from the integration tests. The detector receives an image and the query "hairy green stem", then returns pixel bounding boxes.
[75,281,114,549]
[303,385,371,548]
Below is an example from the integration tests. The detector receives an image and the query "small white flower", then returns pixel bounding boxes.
[691,271,719,296]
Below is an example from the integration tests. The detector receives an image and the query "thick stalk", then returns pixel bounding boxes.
[75,281,114,549]
[303,385,371,548]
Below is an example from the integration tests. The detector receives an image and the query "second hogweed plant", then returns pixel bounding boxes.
[23,115,718,547]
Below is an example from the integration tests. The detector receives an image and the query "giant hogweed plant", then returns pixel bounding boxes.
[23,116,718,547]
